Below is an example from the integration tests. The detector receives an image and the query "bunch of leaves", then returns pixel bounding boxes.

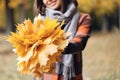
[7,14,69,79]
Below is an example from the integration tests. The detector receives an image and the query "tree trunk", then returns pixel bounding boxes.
[118,6,120,29]
[5,0,15,34]
[101,15,109,33]
[20,4,26,23]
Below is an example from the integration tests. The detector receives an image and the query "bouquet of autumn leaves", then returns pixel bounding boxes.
[7,14,69,78]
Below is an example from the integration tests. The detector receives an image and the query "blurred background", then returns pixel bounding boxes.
[0,0,120,80]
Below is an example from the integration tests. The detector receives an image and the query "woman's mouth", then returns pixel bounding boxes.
[48,1,57,7]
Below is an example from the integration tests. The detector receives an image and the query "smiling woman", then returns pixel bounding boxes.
[33,0,91,80]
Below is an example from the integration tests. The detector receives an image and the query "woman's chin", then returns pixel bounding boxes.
[49,6,61,11]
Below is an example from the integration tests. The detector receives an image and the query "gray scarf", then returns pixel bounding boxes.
[42,3,80,80]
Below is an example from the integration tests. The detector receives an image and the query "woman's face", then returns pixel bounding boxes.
[42,0,63,10]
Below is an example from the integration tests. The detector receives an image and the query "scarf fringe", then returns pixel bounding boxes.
[56,62,75,80]
[63,65,75,80]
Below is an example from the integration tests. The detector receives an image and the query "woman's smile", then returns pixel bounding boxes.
[47,0,57,7]
[43,0,63,10]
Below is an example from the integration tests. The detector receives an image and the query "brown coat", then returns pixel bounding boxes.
[42,13,91,80]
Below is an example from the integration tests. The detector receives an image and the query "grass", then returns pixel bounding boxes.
[0,31,120,80]
[83,31,120,80]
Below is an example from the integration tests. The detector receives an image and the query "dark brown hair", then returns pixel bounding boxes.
[33,0,78,16]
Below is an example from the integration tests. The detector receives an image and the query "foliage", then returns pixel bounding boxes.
[7,15,69,79]
[94,0,116,16]
[0,0,34,29]
[78,0,95,13]
[0,0,6,28]
[9,0,30,9]
[78,0,120,16]
[0,0,120,30]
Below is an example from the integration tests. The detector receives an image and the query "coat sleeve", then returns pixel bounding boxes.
[63,13,91,54]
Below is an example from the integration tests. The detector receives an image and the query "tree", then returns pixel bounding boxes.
[9,0,31,22]
[0,0,33,33]
[117,0,120,29]
[0,0,6,31]
[6,0,15,33]
[78,0,120,32]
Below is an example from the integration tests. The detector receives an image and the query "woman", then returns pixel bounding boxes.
[33,0,91,80]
